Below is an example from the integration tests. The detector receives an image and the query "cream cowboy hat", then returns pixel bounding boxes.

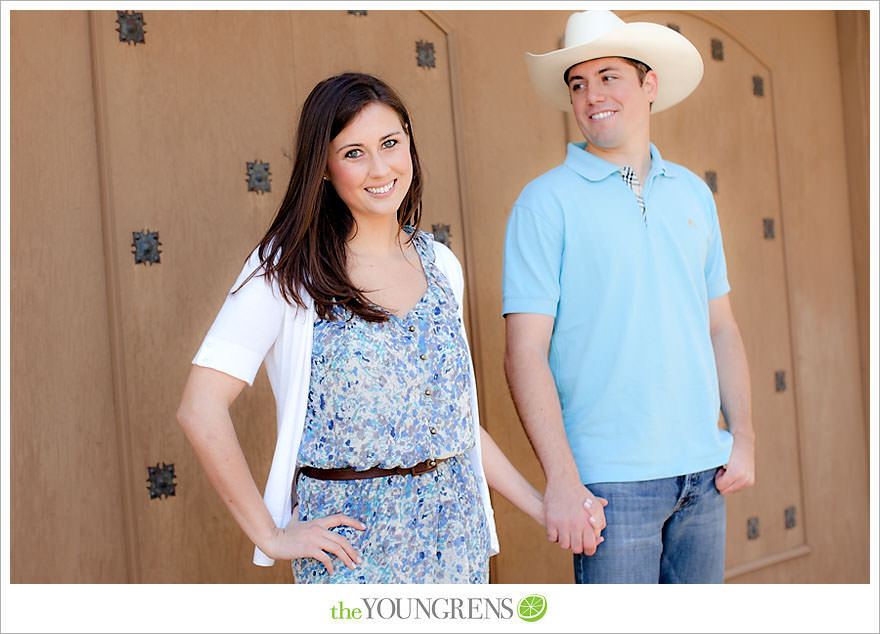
[525,10,703,114]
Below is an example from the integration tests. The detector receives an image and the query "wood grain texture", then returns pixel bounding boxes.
[10,11,129,583]
[703,9,868,583]
[835,11,869,445]
[88,9,300,583]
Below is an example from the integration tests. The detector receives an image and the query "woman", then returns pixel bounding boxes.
[177,73,547,583]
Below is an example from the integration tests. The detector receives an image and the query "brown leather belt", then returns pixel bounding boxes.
[298,457,449,481]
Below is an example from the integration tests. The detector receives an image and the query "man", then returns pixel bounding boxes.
[502,10,755,583]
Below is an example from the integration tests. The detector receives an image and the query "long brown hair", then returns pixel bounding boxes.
[244,73,424,322]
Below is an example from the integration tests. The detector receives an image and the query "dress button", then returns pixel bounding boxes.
[419,354,427,360]
[429,427,437,435]
[425,389,432,396]
[408,325,416,332]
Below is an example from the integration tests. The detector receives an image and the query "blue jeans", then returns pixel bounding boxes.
[573,468,726,584]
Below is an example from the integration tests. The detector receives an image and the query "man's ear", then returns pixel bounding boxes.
[643,69,659,104]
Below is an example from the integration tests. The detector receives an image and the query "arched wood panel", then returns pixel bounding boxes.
[626,9,808,578]
[87,9,470,582]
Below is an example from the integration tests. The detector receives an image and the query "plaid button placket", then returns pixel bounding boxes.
[619,165,647,226]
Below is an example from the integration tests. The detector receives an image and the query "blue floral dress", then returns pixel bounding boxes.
[292,231,490,584]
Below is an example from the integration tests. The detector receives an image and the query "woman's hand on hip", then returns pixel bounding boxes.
[264,513,366,574]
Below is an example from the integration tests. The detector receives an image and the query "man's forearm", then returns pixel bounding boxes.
[503,344,580,482]
[503,313,606,552]
[710,313,756,494]
[711,321,753,441]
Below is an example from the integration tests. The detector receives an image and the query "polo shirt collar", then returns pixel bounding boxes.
[564,142,670,182]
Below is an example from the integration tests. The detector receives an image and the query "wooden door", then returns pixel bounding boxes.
[16,8,849,587]
[574,10,809,578]
[87,9,467,583]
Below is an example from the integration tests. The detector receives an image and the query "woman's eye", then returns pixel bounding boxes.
[344,148,363,159]
[382,138,398,149]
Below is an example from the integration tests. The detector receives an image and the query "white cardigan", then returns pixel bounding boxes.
[193,240,499,566]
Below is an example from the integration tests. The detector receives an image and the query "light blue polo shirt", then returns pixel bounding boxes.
[502,142,733,485]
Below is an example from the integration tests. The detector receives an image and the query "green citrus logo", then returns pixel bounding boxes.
[517,594,547,622]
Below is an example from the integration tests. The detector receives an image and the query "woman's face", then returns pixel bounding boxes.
[326,101,413,224]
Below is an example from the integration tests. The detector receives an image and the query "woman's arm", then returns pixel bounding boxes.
[478,427,544,527]
[176,365,365,574]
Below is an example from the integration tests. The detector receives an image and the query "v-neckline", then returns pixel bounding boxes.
[360,231,429,321]
[386,280,430,322]
[384,240,430,321]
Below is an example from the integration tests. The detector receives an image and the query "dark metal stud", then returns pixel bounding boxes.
[416,41,436,68]
[763,218,775,239]
[146,462,176,499]
[753,76,765,97]
[116,11,146,46]
[667,23,681,33]
[711,38,724,61]
[347,10,367,16]
[704,170,718,194]
[432,224,451,248]
[747,517,760,540]
[784,506,797,529]
[132,229,161,265]
[246,160,271,194]
[775,370,787,392]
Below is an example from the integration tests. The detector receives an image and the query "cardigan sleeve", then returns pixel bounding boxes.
[433,241,465,308]
[193,250,285,385]
[432,240,501,555]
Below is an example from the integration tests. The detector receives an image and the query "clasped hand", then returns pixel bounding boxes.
[543,481,608,555]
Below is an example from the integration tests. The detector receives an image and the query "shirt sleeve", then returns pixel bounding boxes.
[501,199,563,317]
[703,190,731,299]
[192,250,285,385]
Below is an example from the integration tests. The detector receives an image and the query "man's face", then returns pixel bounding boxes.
[567,57,658,152]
